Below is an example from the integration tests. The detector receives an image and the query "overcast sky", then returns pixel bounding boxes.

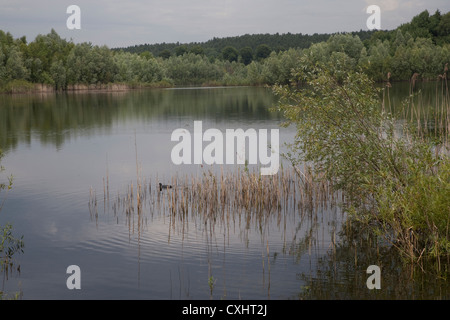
[1,0,449,48]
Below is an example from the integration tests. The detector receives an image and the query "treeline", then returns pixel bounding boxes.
[0,9,449,92]
[116,30,376,60]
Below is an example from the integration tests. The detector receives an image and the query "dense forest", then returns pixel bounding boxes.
[115,30,376,59]
[0,9,449,92]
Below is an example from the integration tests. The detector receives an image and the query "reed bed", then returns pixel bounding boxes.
[394,68,450,149]
[89,165,339,237]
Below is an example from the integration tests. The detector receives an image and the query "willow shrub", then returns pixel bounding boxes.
[273,59,449,266]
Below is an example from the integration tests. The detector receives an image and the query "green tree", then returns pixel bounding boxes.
[326,34,363,62]
[246,61,264,84]
[66,44,116,85]
[261,49,301,85]
[158,49,172,60]
[190,45,204,56]
[139,55,164,82]
[305,41,329,65]
[400,10,433,39]
[255,44,271,61]
[26,29,73,78]
[0,47,5,81]
[365,39,391,81]
[50,59,66,89]
[222,46,239,62]
[437,12,450,43]
[4,46,29,81]
[274,61,450,263]
[139,51,154,60]
[429,10,442,37]
[175,45,188,56]
[163,53,223,85]
[91,45,117,83]
[240,47,253,65]
[66,43,91,84]
[390,46,412,81]
[0,31,14,48]
[392,29,406,50]
[26,58,44,83]
[114,51,164,83]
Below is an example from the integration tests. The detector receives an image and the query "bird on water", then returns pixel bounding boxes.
[159,182,172,191]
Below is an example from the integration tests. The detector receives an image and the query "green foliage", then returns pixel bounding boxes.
[329,34,362,59]
[25,29,74,83]
[163,53,223,85]
[4,46,29,81]
[0,224,24,277]
[0,79,35,93]
[255,44,271,61]
[274,59,450,264]
[222,46,239,63]
[139,51,154,60]
[0,223,24,299]
[376,156,450,260]
[437,12,450,41]
[208,275,216,296]
[261,49,302,85]
[246,61,265,85]
[189,45,204,56]
[0,9,448,89]
[274,59,395,201]
[0,150,12,193]
[50,59,66,89]
[158,49,172,60]
[175,45,188,56]
[365,39,391,81]
[115,31,341,57]
[0,151,23,299]
[400,10,433,39]
[239,47,253,65]
[113,51,164,84]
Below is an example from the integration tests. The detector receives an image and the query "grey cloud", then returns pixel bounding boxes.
[0,0,449,47]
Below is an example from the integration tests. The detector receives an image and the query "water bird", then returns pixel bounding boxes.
[159,182,173,191]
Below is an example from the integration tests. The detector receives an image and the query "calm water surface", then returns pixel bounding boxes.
[0,85,448,299]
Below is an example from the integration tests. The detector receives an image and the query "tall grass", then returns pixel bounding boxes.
[383,68,450,269]
[89,165,338,241]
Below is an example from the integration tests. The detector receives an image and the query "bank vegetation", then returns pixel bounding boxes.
[0,10,449,93]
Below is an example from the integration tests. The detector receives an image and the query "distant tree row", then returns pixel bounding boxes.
[115,30,374,59]
[147,43,279,66]
[0,10,449,91]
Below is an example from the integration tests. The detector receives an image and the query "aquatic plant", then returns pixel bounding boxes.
[0,151,24,299]
[273,58,449,270]
[89,163,338,242]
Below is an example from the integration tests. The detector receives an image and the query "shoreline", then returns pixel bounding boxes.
[0,81,265,95]
[0,81,175,95]
[0,78,445,95]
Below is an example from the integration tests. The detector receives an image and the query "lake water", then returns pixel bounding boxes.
[0,84,448,299]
